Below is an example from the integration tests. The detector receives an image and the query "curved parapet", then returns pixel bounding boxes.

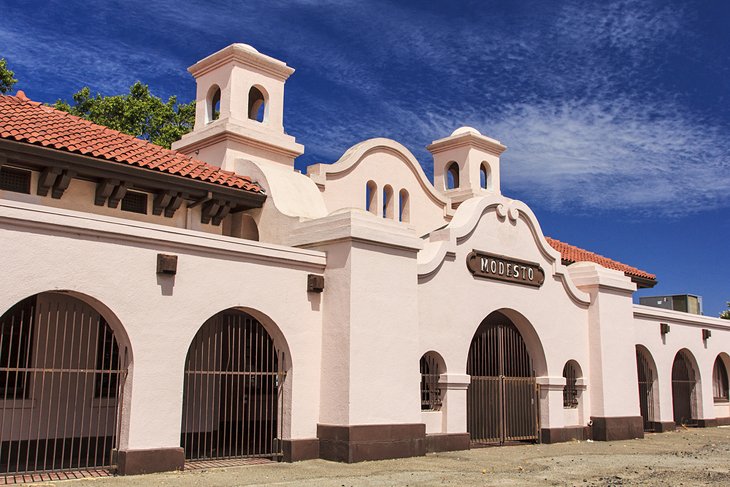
[418,194,590,306]
[307,138,454,235]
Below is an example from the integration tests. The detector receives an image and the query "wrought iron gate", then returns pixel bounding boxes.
[671,351,696,426]
[181,311,286,463]
[467,314,539,445]
[636,347,655,431]
[0,293,127,481]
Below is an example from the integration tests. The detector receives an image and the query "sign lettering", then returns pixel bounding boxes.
[466,251,545,288]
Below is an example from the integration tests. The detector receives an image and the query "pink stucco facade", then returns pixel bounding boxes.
[1,44,729,477]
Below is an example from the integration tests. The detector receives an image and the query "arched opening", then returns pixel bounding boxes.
[466,311,539,445]
[0,292,129,478]
[365,180,377,215]
[562,360,581,409]
[446,162,459,190]
[671,349,698,426]
[636,345,659,431]
[180,309,286,462]
[248,86,267,122]
[480,163,490,190]
[398,189,410,223]
[382,185,394,219]
[419,352,444,411]
[713,355,729,403]
[207,85,221,123]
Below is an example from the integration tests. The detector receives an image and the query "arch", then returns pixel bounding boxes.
[398,188,410,223]
[180,307,290,462]
[671,349,700,425]
[562,360,582,409]
[248,85,268,122]
[223,212,259,241]
[446,162,459,190]
[207,84,221,123]
[636,345,659,431]
[713,353,729,402]
[466,310,541,445]
[0,291,131,476]
[365,180,378,215]
[382,184,394,219]
[419,351,445,411]
[480,162,491,190]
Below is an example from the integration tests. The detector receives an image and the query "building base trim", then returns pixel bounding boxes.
[317,423,426,463]
[540,426,590,443]
[116,447,184,476]
[649,421,676,433]
[590,416,644,441]
[282,438,320,462]
[696,418,719,428]
[425,433,470,452]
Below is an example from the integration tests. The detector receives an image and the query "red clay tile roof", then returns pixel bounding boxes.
[0,93,262,193]
[546,236,656,281]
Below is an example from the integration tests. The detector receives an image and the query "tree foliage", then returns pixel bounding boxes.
[53,82,195,149]
[721,302,730,320]
[0,58,17,94]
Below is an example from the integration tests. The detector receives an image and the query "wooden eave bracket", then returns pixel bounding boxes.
[94,179,128,208]
[201,198,232,226]
[37,167,75,199]
[153,190,187,218]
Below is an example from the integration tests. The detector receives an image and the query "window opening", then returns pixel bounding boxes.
[398,189,410,223]
[365,180,377,214]
[480,164,489,189]
[713,357,729,402]
[121,190,148,214]
[382,185,394,219]
[248,86,266,122]
[446,162,459,190]
[420,354,442,411]
[562,361,579,408]
[0,166,32,194]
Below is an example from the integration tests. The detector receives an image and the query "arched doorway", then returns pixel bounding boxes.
[0,292,129,480]
[466,311,539,445]
[180,309,286,463]
[636,346,658,431]
[671,350,697,426]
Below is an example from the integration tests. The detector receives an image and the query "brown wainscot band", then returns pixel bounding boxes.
[317,423,426,463]
[116,447,185,476]
[540,426,590,444]
[649,421,677,433]
[425,433,471,453]
[590,416,644,441]
[282,438,320,462]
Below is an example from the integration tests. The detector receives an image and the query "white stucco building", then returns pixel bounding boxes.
[1,43,728,480]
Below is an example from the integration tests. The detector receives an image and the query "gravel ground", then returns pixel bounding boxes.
[23,427,730,486]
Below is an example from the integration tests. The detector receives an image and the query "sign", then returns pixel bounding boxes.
[466,251,545,288]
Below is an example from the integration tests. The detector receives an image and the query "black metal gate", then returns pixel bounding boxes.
[181,311,285,463]
[0,293,127,482]
[636,347,655,431]
[671,351,696,426]
[467,312,539,445]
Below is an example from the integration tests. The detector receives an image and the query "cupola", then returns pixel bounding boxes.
[427,126,506,204]
[172,43,304,171]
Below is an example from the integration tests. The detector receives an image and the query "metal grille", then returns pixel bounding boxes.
[0,167,31,194]
[467,313,539,445]
[671,351,696,426]
[562,362,578,409]
[713,357,729,402]
[419,354,441,411]
[181,311,285,463]
[120,191,148,214]
[0,293,127,482]
[636,347,656,431]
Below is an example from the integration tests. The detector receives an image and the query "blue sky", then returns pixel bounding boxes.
[2,0,728,315]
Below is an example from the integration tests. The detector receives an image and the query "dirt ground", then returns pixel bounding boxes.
[26,427,730,486]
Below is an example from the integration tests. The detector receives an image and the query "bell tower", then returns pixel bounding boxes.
[172,43,304,171]
[427,126,506,205]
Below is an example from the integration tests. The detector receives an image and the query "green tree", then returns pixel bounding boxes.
[721,302,730,320]
[0,58,18,94]
[53,82,195,149]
